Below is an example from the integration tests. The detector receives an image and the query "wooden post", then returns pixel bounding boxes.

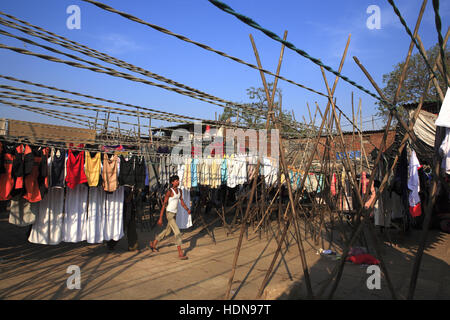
[324,4,432,297]
[320,66,398,300]
[223,30,289,301]
[149,116,153,145]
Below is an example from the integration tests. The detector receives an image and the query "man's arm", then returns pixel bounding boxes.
[159,190,171,224]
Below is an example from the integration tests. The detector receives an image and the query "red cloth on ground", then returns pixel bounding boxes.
[409,203,422,217]
[347,254,380,265]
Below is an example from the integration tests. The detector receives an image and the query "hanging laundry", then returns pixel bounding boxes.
[9,196,37,226]
[102,153,119,192]
[142,144,158,190]
[191,157,199,187]
[176,156,185,188]
[63,183,88,243]
[209,157,217,188]
[135,156,147,190]
[50,148,66,188]
[0,143,15,201]
[317,174,324,193]
[159,156,168,187]
[435,87,450,128]
[103,186,125,242]
[262,156,272,186]
[66,148,88,190]
[361,171,367,196]
[202,156,212,186]
[226,155,237,188]
[183,157,192,189]
[246,155,257,181]
[331,173,337,196]
[439,127,450,175]
[221,156,228,185]
[118,154,136,187]
[86,186,106,244]
[85,151,102,187]
[23,147,48,203]
[12,144,33,191]
[295,169,301,190]
[408,150,422,217]
[28,188,64,245]
[176,187,192,229]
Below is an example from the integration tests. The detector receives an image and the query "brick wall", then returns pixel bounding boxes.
[293,129,396,162]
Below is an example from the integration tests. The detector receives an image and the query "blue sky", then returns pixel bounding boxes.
[0,0,448,132]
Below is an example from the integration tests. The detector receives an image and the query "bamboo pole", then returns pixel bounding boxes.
[256,34,352,300]
[320,66,398,300]
[247,32,315,299]
[407,28,450,300]
[224,30,289,301]
[324,5,433,298]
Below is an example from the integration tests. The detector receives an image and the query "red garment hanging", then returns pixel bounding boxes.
[23,154,42,203]
[0,147,14,201]
[361,171,367,195]
[409,203,422,217]
[331,173,337,196]
[65,146,87,189]
[13,144,32,190]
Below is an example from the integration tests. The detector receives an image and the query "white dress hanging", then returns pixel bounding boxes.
[86,186,106,244]
[9,197,37,227]
[28,188,64,245]
[63,183,88,243]
[439,127,450,175]
[176,187,192,229]
[103,186,124,241]
[408,150,421,208]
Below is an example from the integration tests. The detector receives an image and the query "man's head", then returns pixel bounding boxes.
[169,175,180,187]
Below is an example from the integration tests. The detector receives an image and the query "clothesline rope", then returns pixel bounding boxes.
[79,0,333,102]
[0,12,313,133]
[0,14,272,119]
[207,0,394,108]
[0,11,374,138]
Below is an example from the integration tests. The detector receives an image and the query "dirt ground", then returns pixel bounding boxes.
[0,208,449,300]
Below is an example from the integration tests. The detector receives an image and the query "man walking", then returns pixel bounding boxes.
[150,175,190,260]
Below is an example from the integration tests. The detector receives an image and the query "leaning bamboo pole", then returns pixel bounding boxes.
[224,30,289,301]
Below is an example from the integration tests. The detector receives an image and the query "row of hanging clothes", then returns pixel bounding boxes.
[0,140,149,246]
[323,144,434,230]
[156,154,280,190]
[283,167,325,194]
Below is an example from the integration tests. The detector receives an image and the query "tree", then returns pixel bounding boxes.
[218,83,301,135]
[377,43,449,121]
